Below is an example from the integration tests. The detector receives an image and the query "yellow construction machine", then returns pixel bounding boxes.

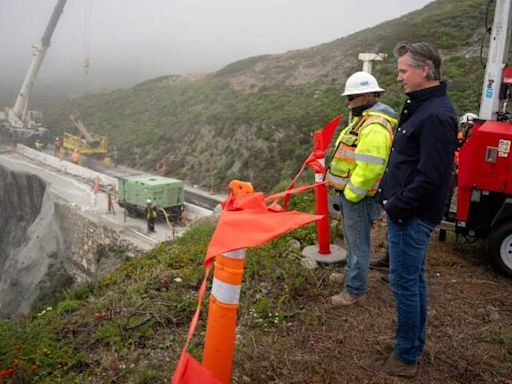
[62,113,111,165]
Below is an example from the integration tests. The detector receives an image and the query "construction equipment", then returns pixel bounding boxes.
[446,0,512,277]
[117,175,185,222]
[62,114,110,163]
[0,0,67,148]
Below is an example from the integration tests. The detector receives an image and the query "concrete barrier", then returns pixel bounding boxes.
[16,144,118,189]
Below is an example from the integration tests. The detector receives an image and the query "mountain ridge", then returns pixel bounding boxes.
[46,0,488,191]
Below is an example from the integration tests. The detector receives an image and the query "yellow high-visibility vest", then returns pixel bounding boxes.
[326,109,397,202]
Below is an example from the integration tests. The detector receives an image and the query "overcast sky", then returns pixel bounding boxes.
[0,0,433,97]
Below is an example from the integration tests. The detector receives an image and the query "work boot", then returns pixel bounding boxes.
[360,352,417,377]
[370,254,389,270]
[329,272,344,285]
[376,336,395,353]
[331,291,365,307]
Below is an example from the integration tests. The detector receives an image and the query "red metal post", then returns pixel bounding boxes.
[313,132,331,255]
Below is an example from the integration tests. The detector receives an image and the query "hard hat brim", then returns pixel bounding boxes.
[341,87,385,96]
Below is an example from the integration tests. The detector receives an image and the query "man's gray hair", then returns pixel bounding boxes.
[393,42,442,81]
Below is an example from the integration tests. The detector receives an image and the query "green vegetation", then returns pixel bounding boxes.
[45,0,493,193]
[18,3,511,379]
[22,0,510,383]
[0,192,321,382]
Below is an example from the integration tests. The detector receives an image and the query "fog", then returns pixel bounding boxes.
[0,0,432,102]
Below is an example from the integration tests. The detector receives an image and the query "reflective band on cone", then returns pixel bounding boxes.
[203,249,246,384]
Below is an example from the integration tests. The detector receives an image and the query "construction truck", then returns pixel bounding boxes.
[0,0,67,148]
[444,0,512,277]
[117,175,185,222]
[62,113,111,164]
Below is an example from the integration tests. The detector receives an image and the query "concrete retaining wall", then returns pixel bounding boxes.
[16,144,118,189]
[55,202,140,284]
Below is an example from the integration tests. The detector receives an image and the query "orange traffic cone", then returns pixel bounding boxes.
[171,180,322,384]
[202,180,253,384]
[202,249,246,384]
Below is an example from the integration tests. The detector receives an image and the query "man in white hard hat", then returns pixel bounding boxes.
[326,71,398,306]
[458,112,478,144]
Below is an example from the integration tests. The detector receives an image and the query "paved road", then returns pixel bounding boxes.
[0,151,207,251]
[84,156,226,211]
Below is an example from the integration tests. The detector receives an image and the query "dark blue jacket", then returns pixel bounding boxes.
[378,82,457,224]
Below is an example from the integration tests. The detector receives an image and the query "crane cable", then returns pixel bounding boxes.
[83,0,92,75]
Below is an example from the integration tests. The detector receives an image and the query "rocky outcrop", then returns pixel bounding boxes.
[0,166,46,269]
[0,164,141,318]
[0,166,58,318]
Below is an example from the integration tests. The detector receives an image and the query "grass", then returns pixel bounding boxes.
[0,190,323,383]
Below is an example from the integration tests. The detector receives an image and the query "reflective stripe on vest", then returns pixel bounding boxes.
[335,149,387,165]
[325,173,348,189]
[347,180,368,197]
[147,208,157,218]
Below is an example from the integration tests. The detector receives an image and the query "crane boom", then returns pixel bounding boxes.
[479,0,512,120]
[70,114,95,142]
[8,0,67,129]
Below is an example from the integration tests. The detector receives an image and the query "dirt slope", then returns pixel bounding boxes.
[233,218,512,383]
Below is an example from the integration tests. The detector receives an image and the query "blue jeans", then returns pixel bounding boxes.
[339,194,381,295]
[387,216,436,364]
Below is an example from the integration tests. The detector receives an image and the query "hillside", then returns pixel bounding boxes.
[45,0,489,192]
[1,201,511,383]
[2,2,512,382]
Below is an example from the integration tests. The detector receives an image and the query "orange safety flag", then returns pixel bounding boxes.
[320,114,342,152]
[172,263,217,384]
[171,184,322,384]
[282,115,342,210]
[173,352,221,384]
[205,185,322,263]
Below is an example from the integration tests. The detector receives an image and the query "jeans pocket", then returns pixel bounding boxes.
[417,217,436,232]
[412,218,436,244]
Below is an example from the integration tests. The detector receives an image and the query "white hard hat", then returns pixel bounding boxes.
[147,199,151,203]
[459,112,478,125]
[342,71,385,96]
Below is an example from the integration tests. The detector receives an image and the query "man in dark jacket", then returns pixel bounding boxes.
[361,42,457,377]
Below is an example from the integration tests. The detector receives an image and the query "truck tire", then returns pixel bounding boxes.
[488,221,512,277]
[126,205,137,218]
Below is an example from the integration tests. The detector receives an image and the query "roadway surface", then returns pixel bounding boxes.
[0,148,212,251]
[64,154,226,211]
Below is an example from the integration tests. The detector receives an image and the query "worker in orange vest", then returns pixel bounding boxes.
[71,149,80,164]
[453,113,477,170]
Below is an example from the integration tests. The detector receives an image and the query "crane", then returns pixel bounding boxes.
[0,0,67,147]
[61,113,111,164]
[449,0,512,276]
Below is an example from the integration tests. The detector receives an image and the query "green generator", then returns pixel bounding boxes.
[117,174,185,220]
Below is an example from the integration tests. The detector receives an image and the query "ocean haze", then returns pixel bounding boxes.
[0,0,432,102]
